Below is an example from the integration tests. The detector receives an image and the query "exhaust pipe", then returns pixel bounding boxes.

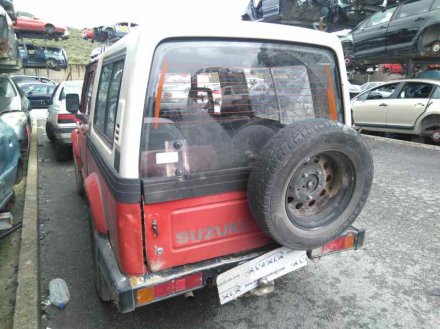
[184,291,194,299]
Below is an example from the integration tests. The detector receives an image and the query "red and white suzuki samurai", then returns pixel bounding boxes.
[67,21,373,313]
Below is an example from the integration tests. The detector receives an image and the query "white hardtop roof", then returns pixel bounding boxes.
[105,20,342,57]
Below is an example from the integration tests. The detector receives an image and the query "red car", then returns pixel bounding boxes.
[381,64,405,75]
[81,27,94,40]
[13,13,66,38]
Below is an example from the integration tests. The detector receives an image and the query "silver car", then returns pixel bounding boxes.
[0,75,32,151]
[352,79,440,142]
[46,80,83,160]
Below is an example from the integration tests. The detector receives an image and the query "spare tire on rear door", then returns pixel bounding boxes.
[247,119,373,250]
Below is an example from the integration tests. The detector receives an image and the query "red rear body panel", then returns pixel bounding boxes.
[143,191,273,272]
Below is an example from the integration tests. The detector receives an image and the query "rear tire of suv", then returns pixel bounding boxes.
[93,234,113,302]
[247,119,374,250]
[89,213,113,302]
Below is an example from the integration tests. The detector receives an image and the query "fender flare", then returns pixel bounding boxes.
[414,22,440,50]
[84,172,108,234]
[71,129,82,167]
[415,112,440,134]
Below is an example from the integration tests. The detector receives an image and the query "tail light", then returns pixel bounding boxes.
[307,227,365,259]
[58,113,79,124]
[136,272,203,306]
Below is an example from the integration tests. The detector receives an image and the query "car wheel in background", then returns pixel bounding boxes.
[46,59,56,69]
[247,119,374,250]
[53,141,72,161]
[43,24,56,35]
[2,192,15,212]
[15,158,23,185]
[45,122,55,142]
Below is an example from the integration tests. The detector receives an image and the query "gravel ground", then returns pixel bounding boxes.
[38,122,440,329]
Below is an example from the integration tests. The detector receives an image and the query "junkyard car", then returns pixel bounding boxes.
[0,6,21,72]
[0,117,22,211]
[18,43,68,70]
[104,22,138,42]
[46,80,83,160]
[13,12,68,40]
[352,79,440,142]
[0,75,32,151]
[19,82,55,109]
[243,0,390,30]
[352,0,440,63]
[68,21,373,313]
[0,0,16,22]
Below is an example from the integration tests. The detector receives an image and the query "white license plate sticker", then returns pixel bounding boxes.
[217,248,307,305]
[156,152,178,164]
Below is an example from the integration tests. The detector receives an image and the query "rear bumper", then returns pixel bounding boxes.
[97,226,365,313]
[95,233,274,313]
[52,125,74,145]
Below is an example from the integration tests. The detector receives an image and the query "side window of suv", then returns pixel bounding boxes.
[432,87,440,99]
[394,0,432,19]
[93,60,125,143]
[82,68,96,116]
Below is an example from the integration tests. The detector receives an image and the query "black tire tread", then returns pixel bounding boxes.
[248,119,373,249]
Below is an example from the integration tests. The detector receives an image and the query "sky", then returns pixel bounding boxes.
[14,0,250,29]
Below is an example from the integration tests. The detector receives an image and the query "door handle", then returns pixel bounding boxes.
[379,26,387,29]
[379,103,387,107]
[415,103,425,107]
[415,17,425,22]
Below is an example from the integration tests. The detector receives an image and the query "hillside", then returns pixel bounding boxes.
[22,28,96,65]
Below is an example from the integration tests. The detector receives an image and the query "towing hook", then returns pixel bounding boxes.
[250,278,275,297]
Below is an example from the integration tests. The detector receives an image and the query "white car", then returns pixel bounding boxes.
[46,80,83,160]
[352,79,440,142]
[360,81,384,92]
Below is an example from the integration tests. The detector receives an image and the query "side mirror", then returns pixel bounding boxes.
[66,93,80,114]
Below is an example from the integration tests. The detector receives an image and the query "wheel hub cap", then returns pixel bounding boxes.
[285,152,355,229]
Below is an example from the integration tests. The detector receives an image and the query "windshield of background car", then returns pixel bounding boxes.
[141,40,342,179]
[21,83,54,96]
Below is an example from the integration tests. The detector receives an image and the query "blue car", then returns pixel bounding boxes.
[18,43,68,70]
[0,117,22,211]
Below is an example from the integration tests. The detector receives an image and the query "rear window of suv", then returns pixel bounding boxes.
[141,40,342,179]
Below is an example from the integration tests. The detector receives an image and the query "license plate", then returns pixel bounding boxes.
[217,247,307,304]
